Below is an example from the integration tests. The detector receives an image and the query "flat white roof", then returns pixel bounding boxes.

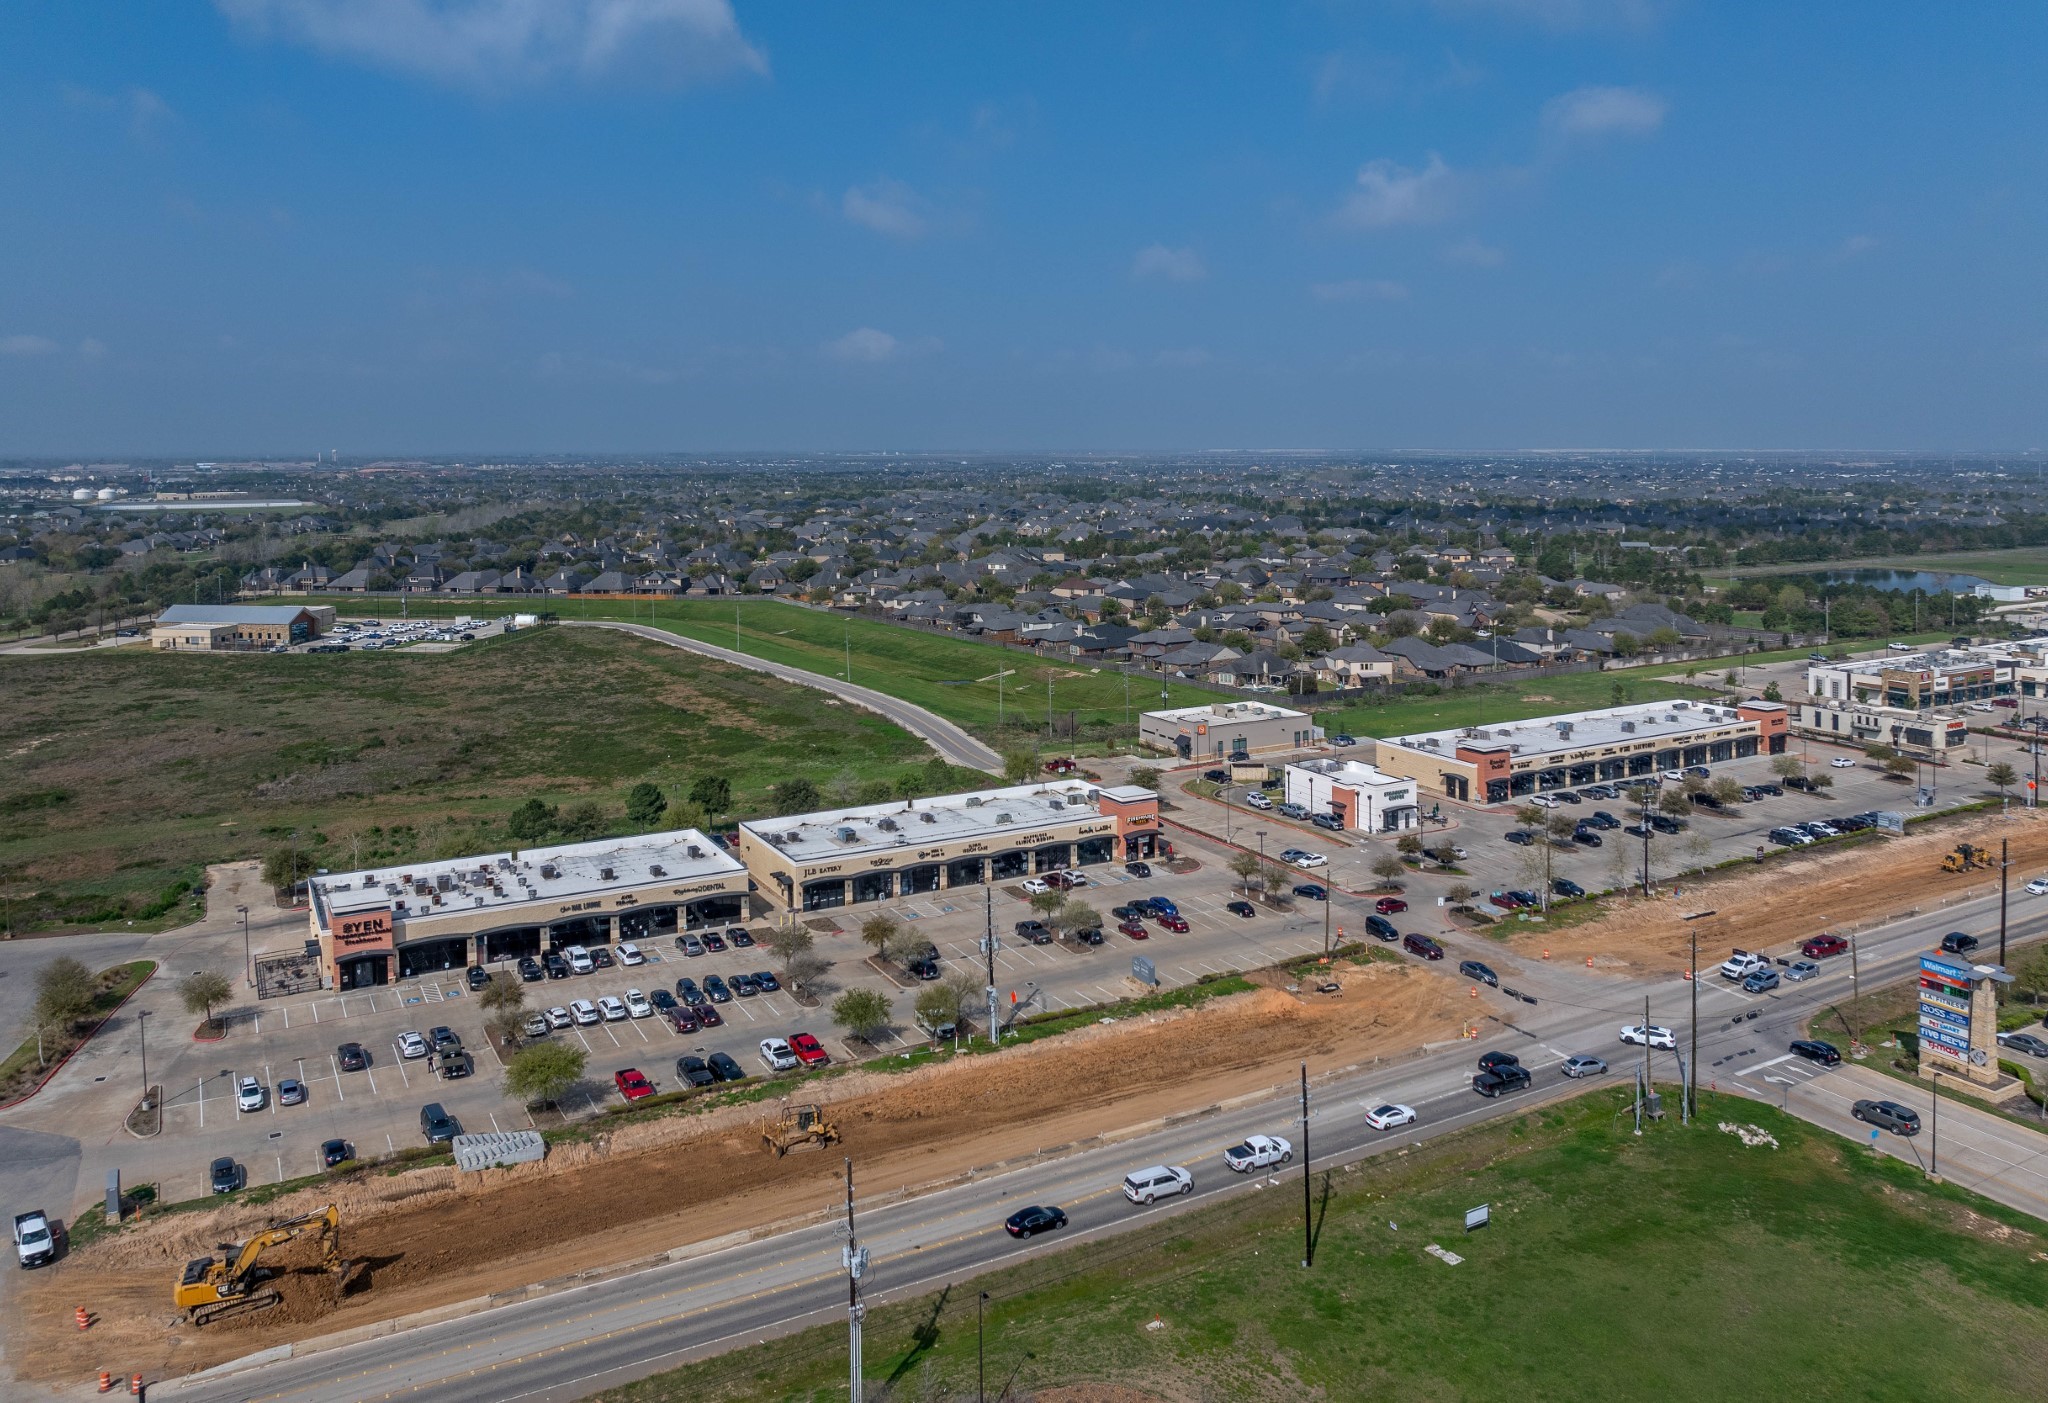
[1141,701,1308,723]
[311,829,743,923]
[741,781,1127,863]
[1382,699,1759,763]
[1286,757,1409,788]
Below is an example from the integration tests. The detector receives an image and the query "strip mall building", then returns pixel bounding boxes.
[1365,698,1791,806]
[307,781,1164,986]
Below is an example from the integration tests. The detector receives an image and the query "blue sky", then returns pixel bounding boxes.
[2,1,2044,454]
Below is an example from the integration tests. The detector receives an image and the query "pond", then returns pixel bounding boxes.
[1808,568,1994,594]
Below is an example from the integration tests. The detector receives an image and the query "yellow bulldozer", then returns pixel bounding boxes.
[173,1204,353,1326]
[761,1104,839,1158]
[1941,844,1992,874]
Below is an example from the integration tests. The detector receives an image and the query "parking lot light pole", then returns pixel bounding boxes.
[238,905,251,988]
[1929,1071,1941,1181]
[137,1008,152,1110]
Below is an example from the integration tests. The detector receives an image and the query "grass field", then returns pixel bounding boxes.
[368,597,1217,746]
[0,626,971,933]
[597,1091,2047,1403]
[1319,666,1722,739]
[1722,548,2048,587]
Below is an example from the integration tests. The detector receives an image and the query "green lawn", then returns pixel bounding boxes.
[380,597,1216,748]
[1722,548,2048,587]
[1321,666,1722,739]
[0,626,973,933]
[597,1091,2047,1403]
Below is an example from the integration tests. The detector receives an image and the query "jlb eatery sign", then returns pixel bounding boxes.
[334,908,394,951]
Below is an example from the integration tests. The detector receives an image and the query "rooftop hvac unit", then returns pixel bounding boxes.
[836,826,858,843]
[997,812,1015,824]
[540,863,560,880]
[877,817,899,831]
[652,862,670,875]
[965,796,984,807]
[600,866,616,881]
[920,811,938,824]
[1620,721,1636,733]
[784,831,803,843]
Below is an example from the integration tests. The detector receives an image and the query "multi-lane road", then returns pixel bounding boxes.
[149,886,2048,1403]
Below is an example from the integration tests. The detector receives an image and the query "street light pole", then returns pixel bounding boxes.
[137,1008,152,1110]
[1929,1071,1941,1181]
[1299,1062,1313,1269]
[239,905,251,989]
[978,1290,989,1403]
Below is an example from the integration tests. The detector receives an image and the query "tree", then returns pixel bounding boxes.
[882,926,931,968]
[1657,788,1693,818]
[914,983,961,1039]
[924,755,951,790]
[1863,742,1896,762]
[486,1005,530,1048]
[687,774,732,820]
[1428,842,1458,868]
[1513,804,1545,830]
[1680,773,1708,796]
[1882,755,1916,779]
[1369,854,1406,889]
[1060,900,1101,936]
[505,798,557,843]
[479,972,526,1014]
[1444,883,1477,907]
[33,956,94,1027]
[1395,833,1423,858]
[1709,777,1746,806]
[1227,850,1263,893]
[179,970,233,1033]
[261,845,318,893]
[1810,770,1834,791]
[1002,749,1038,783]
[1260,864,1291,898]
[1129,767,1162,791]
[859,913,900,956]
[1761,681,1784,702]
[765,925,815,963]
[1988,761,2019,806]
[1770,755,1803,781]
[832,988,893,1045]
[503,1041,585,1109]
[772,776,821,813]
[783,950,832,1001]
[1028,890,1065,922]
[625,782,668,827]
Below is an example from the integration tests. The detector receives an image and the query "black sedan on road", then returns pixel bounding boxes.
[1293,883,1327,900]
[1790,1039,1841,1066]
[1004,1205,1069,1238]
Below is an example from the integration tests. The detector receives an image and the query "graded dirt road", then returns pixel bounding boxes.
[16,962,1461,1383]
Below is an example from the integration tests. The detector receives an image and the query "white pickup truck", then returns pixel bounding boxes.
[14,1210,54,1268]
[1719,950,1772,981]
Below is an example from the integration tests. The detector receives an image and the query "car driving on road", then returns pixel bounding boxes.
[1561,1055,1607,1079]
[1363,1103,1416,1130]
[1458,960,1498,986]
[1221,1134,1292,1171]
[1618,1024,1676,1049]
[1004,1205,1068,1237]
[1852,1099,1920,1136]
[1790,1039,1841,1066]
[1121,1165,1193,1204]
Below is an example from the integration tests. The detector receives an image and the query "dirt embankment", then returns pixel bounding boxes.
[1500,809,2046,973]
[19,963,1462,1383]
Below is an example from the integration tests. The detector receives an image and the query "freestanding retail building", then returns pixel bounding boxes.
[1138,701,1317,760]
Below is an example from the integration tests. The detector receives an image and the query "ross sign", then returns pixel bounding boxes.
[1464,1204,1490,1233]
[1131,955,1158,986]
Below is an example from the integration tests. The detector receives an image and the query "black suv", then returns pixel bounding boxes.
[543,952,571,979]
[1789,1039,1841,1066]
[517,957,544,982]
[1852,1099,1920,1136]
[419,1103,460,1144]
[1364,915,1399,941]
[1473,1064,1533,1098]
[1476,1050,1520,1072]
[1939,931,1980,955]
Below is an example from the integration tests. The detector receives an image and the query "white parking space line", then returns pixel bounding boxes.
[196,1079,206,1127]
[363,1067,377,1095]
[281,1006,290,1029]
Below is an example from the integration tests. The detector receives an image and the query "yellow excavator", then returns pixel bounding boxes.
[761,1104,839,1158]
[173,1204,352,1326]
[1941,844,1992,874]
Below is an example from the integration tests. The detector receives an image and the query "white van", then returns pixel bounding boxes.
[565,945,594,975]
[1121,1165,1192,1204]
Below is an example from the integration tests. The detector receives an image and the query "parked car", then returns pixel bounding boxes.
[544,952,571,980]
[1221,1134,1293,1172]
[708,1052,747,1082]
[1458,959,1498,987]
[570,999,600,1026]
[522,1011,550,1038]
[1276,803,1309,820]
[1573,829,1603,847]
[1243,791,1274,811]
[277,1078,306,1107]
[678,935,705,958]
[1121,1165,1193,1204]
[618,942,647,965]
[1203,769,1230,783]
[1159,913,1190,933]
[1851,1099,1920,1136]
[1375,896,1408,915]
[1225,900,1256,918]
[1364,1103,1416,1130]
[210,1156,243,1194]
[1529,795,1557,809]
[759,1038,800,1072]
[419,1103,459,1144]
[588,947,615,970]
[466,965,491,991]
[1561,1054,1607,1079]
[429,1025,461,1053]
[1995,1030,2048,1058]
[546,1005,573,1029]
[1004,1205,1069,1237]
[1618,1024,1676,1049]
[1331,733,1357,746]
[320,1139,354,1168]
[336,1042,369,1072]
[727,927,757,947]
[1790,1039,1841,1066]
[624,988,654,1018]
[597,995,629,1022]
[1020,878,1051,895]
[789,1033,830,1067]
[517,957,545,982]
[1403,933,1444,961]
[675,977,704,1005]
[752,970,781,992]
[1125,861,1152,878]
[613,1068,655,1102]
[1290,852,1328,869]
[703,975,732,1003]
[1830,757,1857,769]
[1118,920,1149,939]
[396,1032,429,1060]
[1552,878,1585,898]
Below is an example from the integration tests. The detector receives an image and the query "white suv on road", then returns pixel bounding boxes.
[1122,1165,1193,1203]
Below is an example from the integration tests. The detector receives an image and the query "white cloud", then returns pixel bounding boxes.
[1542,85,1667,140]
[1334,154,1461,230]
[1132,244,1207,282]
[1310,278,1409,303]
[0,335,59,357]
[842,179,930,241]
[823,327,938,364]
[1440,237,1505,268]
[63,84,176,141]
[214,0,766,89]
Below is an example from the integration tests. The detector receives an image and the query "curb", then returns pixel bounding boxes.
[0,962,158,1112]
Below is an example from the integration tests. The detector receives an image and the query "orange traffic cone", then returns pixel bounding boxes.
[1586,956,1594,968]
[75,1305,89,1331]
[130,1375,144,1397]
[98,1371,112,1393]
[1469,986,1479,998]
[1542,948,1550,959]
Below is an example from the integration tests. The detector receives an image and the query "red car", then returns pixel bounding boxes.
[1375,897,1408,915]
[789,1032,830,1067]
[1158,914,1189,933]
[1992,698,2019,708]
[1118,920,1149,939]
[1044,758,1078,773]
[1802,934,1849,959]
[614,1068,655,1102]
[1489,891,1525,911]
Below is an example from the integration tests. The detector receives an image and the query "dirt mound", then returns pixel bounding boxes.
[1502,809,2044,972]
[1031,1387,1177,1403]
[18,971,1463,1383]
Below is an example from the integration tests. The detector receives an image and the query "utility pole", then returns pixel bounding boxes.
[735,602,740,651]
[1639,786,1653,898]
[978,1291,989,1403]
[1637,994,1651,1136]
[239,905,252,988]
[842,1158,868,1403]
[984,885,999,1046]
[1929,1073,1941,1181]
[1046,669,1054,739]
[844,618,851,683]
[1322,888,1331,959]
[1688,925,1698,1123]
[137,1008,152,1111]
[1299,1062,1313,1269]
[1999,838,2010,967]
